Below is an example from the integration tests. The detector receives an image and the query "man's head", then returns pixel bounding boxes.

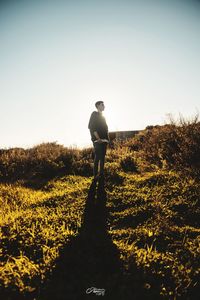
[95,101,105,112]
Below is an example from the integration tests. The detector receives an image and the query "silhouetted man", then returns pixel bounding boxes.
[88,101,109,179]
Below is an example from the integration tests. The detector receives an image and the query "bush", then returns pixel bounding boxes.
[125,115,200,176]
[120,155,138,173]
[0,143,79,181]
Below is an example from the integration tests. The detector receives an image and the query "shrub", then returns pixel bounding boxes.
[0,143,79,181]
[120,155,138,173]
[125,115,200,176]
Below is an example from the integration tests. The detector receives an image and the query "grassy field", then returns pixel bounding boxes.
[0,170,199,299]
[0,119,200,299]
[0,175,91,299]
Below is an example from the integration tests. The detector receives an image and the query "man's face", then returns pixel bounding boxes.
[98,102,105,112]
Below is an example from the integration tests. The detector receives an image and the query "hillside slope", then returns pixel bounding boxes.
[0,171,199,299]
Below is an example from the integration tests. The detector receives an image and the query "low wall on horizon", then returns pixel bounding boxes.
[109,130,141,141]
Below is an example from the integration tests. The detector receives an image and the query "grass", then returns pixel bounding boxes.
[0,118,200,299]
[0,170,199,299]
[107,170,200,299]
[0,175,91,298]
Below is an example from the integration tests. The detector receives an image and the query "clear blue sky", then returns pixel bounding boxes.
[0,0,200,149]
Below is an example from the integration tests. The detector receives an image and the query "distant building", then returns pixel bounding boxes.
[109,130,140,141]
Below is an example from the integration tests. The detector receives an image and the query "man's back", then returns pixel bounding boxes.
[88,111,108,142]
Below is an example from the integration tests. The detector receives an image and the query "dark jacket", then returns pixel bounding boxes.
[88,111,109,142]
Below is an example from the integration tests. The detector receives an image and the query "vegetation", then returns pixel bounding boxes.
[0,116,199,299]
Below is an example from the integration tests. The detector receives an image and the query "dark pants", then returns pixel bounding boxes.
[93,142,107,176]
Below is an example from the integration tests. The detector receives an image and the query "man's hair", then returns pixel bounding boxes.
[95,101,104,108]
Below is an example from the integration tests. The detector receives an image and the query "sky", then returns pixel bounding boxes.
[0,0,200,149]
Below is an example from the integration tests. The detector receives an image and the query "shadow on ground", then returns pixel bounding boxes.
[0,177,168,300]
[39,177,124,300]
[38,177,200,300]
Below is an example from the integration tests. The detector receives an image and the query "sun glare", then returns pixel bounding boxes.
[103,110,119,131]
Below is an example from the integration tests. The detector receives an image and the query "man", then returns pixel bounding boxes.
[88,101,109,179]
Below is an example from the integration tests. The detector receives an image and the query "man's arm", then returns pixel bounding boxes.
[89,113,101,141]
[93,131,102,142]
[94,131,110,143]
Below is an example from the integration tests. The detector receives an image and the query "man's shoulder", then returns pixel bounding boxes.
[91,111,98,115]
[90,111,98,117]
